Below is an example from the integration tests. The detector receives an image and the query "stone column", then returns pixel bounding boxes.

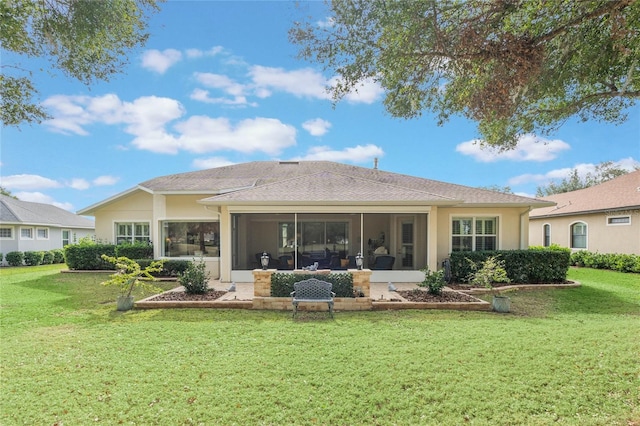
[350,269,371,297]
[252,269,274,297]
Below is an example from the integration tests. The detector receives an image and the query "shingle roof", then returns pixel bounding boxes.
[139,161,551,207]
[0,195,95,228]
[530,170,640,218]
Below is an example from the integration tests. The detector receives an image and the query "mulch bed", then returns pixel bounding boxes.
[397,289,480,303]
[146,290,227,302]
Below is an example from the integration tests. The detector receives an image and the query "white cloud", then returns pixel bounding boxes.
[508,157,640,186]
[192,157,236,170]
[68,178,90,190]
[41,93,298,155]
[189,89,254,107]
[174,116,297,155]
[456,134,571,163]
[317,17,335,28]
[334,77,385,104]
[93,175,119,186]
[249,65,383,104]
[14,191,74,211]
[292,144,384,163]
[141,49,183,74]
[302,118,332,136]
[250,65,331,99]
[194,72,246,96]
[1,174,61,190]
[185,46,224,59]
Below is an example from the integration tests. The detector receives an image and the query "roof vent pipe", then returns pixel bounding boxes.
[373,157,378,169]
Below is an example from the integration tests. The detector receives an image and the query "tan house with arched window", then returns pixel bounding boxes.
[529,170,640,254]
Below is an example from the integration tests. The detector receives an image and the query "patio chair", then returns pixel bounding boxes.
[371,255,395,270]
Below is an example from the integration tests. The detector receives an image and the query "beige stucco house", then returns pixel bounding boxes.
[529,170,640,255]
[78,161,553,282]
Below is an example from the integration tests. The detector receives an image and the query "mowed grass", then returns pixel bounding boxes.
[0,266,638,425]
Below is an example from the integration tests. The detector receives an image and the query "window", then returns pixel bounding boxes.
[452,217,497,252]
[37,228,49,239]
[570,222,587,249]
[543,224,551,247]
[62,230,70,246]
[20,227,33,239]
[279,221,349,256]
[607,216,630,225]
[0,227,13,239]
[162,221,219,257]
[115,222,150,244]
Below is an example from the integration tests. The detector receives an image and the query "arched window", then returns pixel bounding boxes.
[570,222,587,249]
[543,224,551,247]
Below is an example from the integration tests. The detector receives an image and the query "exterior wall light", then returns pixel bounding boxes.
[261,252,269,270]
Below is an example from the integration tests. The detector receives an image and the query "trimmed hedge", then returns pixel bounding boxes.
[42,251,54,264]
[449,248,571,284]
[24,251,45,266]
[64,244,117,270]
[116,243,153,260]
[6,251,24,267]
[570,250,640,273]
[51,249,65,264]
[271,272,354,297]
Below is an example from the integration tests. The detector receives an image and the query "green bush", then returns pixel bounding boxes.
[178,259,211,294]
[570,250,640,273]
[449,248,570,284]
[116,242,153,259]
[64,244,116,270]
[42,251,55,265]
[418,267,445,295]
[271,272,353,297]
[5,251,23,267]
[466,256,510,288]
[23,251,44,266]
[0,252,3,263]
[137,259,190,277]
[51,249,65,264]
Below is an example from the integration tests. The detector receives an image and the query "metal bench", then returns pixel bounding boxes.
[290,278,335,318]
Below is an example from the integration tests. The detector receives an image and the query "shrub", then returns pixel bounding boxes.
[51,249,65,264]
[64,244,116,270]
[5,251,23,267]
[449,249,570,283]
[466,256,510,288]
[137,259,190,277]
[116,242,153,260]
[23,251,44,266]
[271,272,353,297]
[418,267,445,295]
[178,258,211,294]
[570,250,640,273]
[42,251,55,265]
[0,252,3,263]
[100,255,164,297]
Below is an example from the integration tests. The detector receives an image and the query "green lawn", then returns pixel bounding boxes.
[1,266,638,425]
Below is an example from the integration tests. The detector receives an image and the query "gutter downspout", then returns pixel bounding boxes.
[520,207,533,249]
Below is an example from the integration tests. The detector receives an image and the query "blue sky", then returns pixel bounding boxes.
[2,1,639,213]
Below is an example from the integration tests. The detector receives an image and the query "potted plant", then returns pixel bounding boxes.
[101,255,164,311]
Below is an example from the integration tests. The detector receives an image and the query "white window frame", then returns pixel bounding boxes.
[570,221,588,250]
[20,227,34,240]
[114,222,151,244]
[0,227,14,240]
[543,223,551,247]
[450,215,500,252]
[36,227,49,240]
[606,215,631,226]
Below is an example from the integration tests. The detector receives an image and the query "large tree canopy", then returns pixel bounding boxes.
[1,0,160,127]
[290,0,640,149]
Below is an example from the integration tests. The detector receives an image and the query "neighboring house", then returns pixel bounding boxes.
[78,161,553,282]
[529,170,640,255]
[0,195,95,260]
